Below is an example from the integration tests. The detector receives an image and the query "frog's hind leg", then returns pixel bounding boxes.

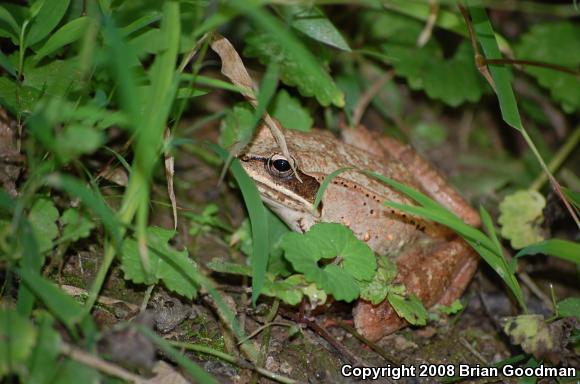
[353,238,478,341]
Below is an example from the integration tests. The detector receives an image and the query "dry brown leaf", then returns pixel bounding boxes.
[209,33,298,179]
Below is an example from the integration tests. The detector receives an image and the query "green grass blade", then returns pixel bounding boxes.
[468,7,522,131]
[365,170,455,218]
[479,205,503,256]
[313,167,352,213]
[209,143,269,306]
[516,239,580,265]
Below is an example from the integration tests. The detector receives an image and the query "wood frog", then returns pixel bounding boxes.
[239,124,481,341]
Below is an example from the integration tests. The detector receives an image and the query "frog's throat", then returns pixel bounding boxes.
[257,188,319,233]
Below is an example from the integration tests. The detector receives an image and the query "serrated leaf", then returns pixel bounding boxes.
[385,42,487,106]
[281,5,351,51]
[121,227,199,299]
[387,293,428,326]
[359,255,398,305]
[280,223,376,302]
[28,198,59,253]
[498,190,546,249]
[517,22,580,113]
[244,31,343,107]
[557,298,580,318]
[269,89,313,132]
[60,208,95,243]
[0,309,37,378]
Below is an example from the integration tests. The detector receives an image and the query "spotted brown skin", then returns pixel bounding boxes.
[239,124,479,341]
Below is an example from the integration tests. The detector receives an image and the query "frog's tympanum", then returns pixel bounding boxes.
[239,124,481,341]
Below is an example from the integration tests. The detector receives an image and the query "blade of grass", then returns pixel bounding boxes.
[467,6,580,229]
[369,170,527,311]
[313,167,352,213]
[516,239,580,265]
[209,143,269,307]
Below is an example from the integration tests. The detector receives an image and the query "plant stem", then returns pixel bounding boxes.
[168,341,297,384]
[530,127,580,192]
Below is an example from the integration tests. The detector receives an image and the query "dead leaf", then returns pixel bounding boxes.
[209,33,298,180]
[501,314,579,364]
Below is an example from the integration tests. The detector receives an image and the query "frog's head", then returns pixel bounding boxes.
[238,125,321,232]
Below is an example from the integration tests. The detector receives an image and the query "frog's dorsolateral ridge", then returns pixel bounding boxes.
[240,124,480,341]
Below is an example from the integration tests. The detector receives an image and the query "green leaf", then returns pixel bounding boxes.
[26,312,62,384]
[516,239,580,265]
[280,223,376,302]
[244,30,344,107]
[0,50,16,77]
[26,0,71,47]
[219,103,255,149]
[557,298,580,318]
[0,6,20,40]
[387,293,428,326]
[517,22,580,113]
[51,359,99,384]
[28,198,59,253]
[269,89,313,132]
[60,208,95,243]
[279,5,350,51]
[121,226,199,299]
[0,76,43,113]
[33,16,90,63]
[54,124,104,162]
[0,309,37,379]
[23,59,80,97]
[359,255,399,305]
[436,299,464,315]
[385,41,487,107]
[209,144,270,306]
[498,190,546,249]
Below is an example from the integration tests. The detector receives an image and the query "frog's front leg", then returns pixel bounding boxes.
[353,238,478,341]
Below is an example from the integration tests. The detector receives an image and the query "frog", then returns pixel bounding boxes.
[239,123,481,341]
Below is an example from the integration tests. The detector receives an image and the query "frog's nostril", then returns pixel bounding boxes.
[239,154,250,162]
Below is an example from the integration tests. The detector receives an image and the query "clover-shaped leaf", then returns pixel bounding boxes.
[359,255,398,305]
[280,223,376,302]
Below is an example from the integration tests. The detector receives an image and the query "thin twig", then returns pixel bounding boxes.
[459,337,488,365]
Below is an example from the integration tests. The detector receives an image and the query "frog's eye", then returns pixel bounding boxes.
[267,154,294,178]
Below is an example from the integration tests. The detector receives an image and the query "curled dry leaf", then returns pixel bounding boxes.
[209,33,296,177]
